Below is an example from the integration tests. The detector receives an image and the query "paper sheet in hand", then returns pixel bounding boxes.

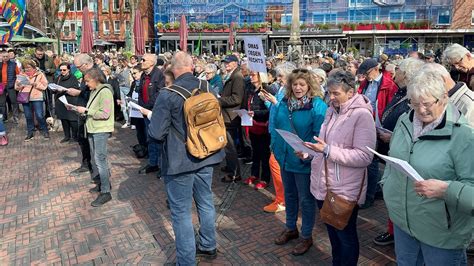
[49,84,68,92]
[58,95,69,105]
[128,92,143,118]
[17,75,30,85]
[366,146,424,181]
[232,109,253,126]
[275,129,317,156]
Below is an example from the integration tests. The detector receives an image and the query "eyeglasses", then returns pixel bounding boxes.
[292,68,309,74]
[452,56,464,67]
[205,72,214,75]
[408,98,439,109]
[132,72,140,75]
[60,69,68,72]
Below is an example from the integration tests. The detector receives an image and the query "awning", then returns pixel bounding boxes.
[93,39,115,46]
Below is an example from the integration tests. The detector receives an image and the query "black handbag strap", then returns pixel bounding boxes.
[86,88,105,109]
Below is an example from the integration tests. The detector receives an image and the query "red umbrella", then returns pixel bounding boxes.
[134,9,145,56]
[229,22,235,51]
[179,15,188,52]
[80,7,93,53]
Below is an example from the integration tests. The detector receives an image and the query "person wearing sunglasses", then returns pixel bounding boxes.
[271,68,327,256]
[442,44,474,90]
[53,62,80,143]
[381,71,473,265]
[356,58,398,209]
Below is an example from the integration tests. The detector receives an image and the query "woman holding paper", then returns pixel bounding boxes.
[304,70,376,265]
[54,62,80,143]
[73,68,115,207]
[381,70,473,265]
[14,59,49,141]
[271,68,327,256]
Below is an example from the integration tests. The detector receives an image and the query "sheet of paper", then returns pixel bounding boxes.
[376,127,393,134]
[129,101,142,110]
[366,146,424,181]
[275,129,317,156]
[232,109,253,126]
[128,92,143,118]
[17,75,30,85]
[58,95,68,105]
[49,83,69,92]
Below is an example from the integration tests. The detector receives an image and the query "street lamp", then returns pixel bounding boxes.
[54,20,62,55]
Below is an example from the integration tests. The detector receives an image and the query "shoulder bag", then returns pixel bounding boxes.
[17,75,38,104]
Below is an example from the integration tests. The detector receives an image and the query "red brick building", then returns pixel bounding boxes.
[56,0,154,53]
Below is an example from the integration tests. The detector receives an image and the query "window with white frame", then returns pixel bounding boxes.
[59,0,66,12]
[114,20,120,34]
[103,20,110,34]
[125,21,131,31]
[437,10,450,25]
[113,0,120,11]
[102,0,109,12]
[471,10,474,25]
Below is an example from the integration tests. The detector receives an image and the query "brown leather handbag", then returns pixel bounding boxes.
[319,159,365,230]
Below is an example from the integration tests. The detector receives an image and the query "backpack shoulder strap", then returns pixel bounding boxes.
[166,84,192,100]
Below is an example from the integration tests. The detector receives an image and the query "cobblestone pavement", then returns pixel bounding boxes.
[0,120,471,265]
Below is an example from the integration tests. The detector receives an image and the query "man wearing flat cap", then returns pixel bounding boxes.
[357,58,398,209]
[219,54,244,183]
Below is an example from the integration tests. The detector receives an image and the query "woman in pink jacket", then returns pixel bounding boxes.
[304,70,376,265]
[15,59,49,141]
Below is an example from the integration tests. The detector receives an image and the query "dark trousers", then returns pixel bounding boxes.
[132,117,147,147]
[317,200,360,266]
[44,90,53,118]
[78,120,91,165]
[365,157,380,203]
[224,127,241,176]
[0,88,18,120]
[238,126,252,157]
[249,132,271,182]
[61,119,78,140]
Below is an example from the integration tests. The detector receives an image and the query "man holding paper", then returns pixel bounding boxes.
[381,68,474,265]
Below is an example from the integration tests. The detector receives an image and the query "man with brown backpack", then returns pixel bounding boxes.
[148,51,225,265]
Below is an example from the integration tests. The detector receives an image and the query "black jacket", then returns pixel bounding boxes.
[243,82,270,123]
[378,87,410,155]
[148,72,225,176]
[138,66,165,110]
[54,73,80,121]
[219,68,245,127]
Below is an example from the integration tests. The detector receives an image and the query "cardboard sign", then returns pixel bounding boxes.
[243,36,267,73]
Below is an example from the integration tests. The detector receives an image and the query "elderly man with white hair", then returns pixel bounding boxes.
[442,43,474,90]
[382,67,473,265]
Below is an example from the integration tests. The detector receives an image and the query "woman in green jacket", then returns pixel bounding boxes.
[381,71,473,265]
[75,68,115,207]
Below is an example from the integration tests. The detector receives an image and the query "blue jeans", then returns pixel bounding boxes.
[317,200,360,266]
[281,170,316,239]
[22,101,47,134]
[88,133,111,193]
[0,114,5,134]
[144,117,160,167]
[164,166,216,266]
[365,157,380,203]
[394,224,467,266]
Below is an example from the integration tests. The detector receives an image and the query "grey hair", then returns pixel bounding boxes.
[171,52,192,69]
[311,68,327,83]
[398,58,425,83]
[385,63,396,73]
[419,63,450,78]
[143,53,157,65]
[74,53,93,65]
[327,70,356,93]
[205,63,217,73]
[407,71,446,101]
[442,43,470,65]
[274,62,297,77]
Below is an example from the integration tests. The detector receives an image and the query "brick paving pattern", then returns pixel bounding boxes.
[0,120,471,265]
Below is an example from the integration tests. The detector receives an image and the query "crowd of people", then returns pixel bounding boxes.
[0,43,473,265]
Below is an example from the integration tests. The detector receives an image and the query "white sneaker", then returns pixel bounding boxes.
[121,123,129,129]
[131,125,136,130]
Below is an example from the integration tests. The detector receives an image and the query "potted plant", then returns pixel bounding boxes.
[156,22,164,31]
[272,22,281,30]
[350,23,357,31]
[391,22,401,30]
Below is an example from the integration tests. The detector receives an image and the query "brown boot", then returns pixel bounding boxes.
[274,229,299,245]
[292,237,313,256]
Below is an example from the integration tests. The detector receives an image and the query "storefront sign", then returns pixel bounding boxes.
[243,36,267,73]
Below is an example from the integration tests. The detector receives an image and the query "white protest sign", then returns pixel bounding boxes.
[243,36,267,73]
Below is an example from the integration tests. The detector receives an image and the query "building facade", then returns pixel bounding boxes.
[56,0,154,53]
[154,0,474,56]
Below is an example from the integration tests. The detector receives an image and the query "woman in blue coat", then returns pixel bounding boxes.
[271,69,327,256]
